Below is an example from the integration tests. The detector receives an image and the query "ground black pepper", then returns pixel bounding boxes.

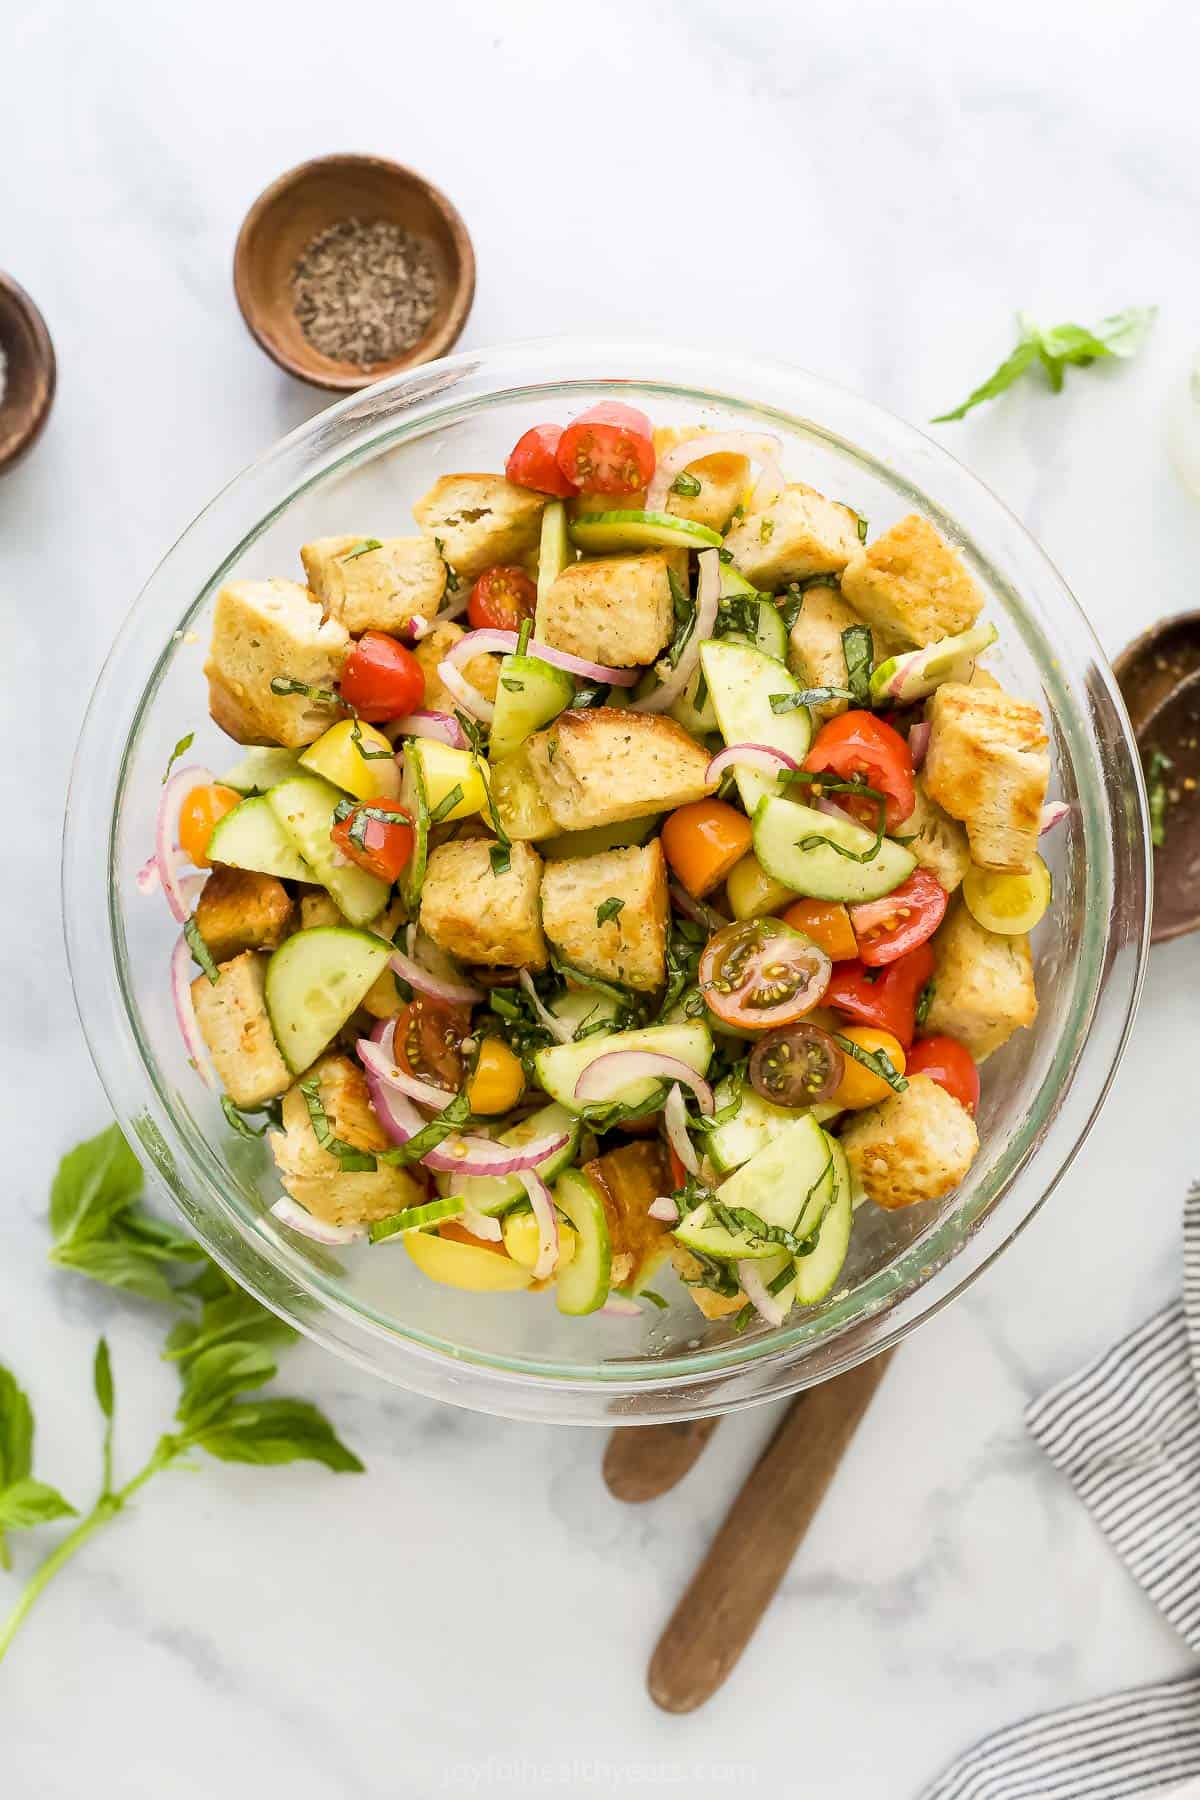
[290,217,442,367]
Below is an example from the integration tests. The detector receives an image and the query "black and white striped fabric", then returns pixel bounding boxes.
[920,1186,1200,1798]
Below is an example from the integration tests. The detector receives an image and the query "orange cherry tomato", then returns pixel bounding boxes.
[505,424,578,498]
[330,802,415,884]
[661,799,754,898]
[555,402,656,495]
[467,565,538,634]
[906,1035,980,1115]
[804,711,915,834]
[179,783,242,868]
[829,1027,907,1111]
[779,898,859,963]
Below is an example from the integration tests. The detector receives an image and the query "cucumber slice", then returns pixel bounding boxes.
[699,639,813,813]
[870,622,999,705]
[439,1103,582,1217]
[264,926,392,1073]
[266,776,391,925]
[206,795,313,881]
[219,747,302,794]
[753,794,916,904]
[717,566,788,662]
[540,814,660,859]
[546,989,622,1035]
[962,855,1052,935]
[368,1194,464,1242]
[397,748,429,912]
[534,1020,713,1114]
[489,653,575,762]
[707,1075,839,1175]
[673,1112,834,1261]
[794,1134,852,1304]
[536,499,572,613]
[553,1169,612,1314]
[668,665,720,737]
[568,510,723,555]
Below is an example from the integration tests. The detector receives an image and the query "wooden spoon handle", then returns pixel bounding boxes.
[648,1347,896,1713]
[603,1417,721,1503]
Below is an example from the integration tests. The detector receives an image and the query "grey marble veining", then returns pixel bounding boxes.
[3,0,1200,1792]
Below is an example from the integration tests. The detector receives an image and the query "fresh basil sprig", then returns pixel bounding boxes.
[933,306,1156,423]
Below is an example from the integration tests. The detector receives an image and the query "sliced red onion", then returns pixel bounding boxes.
[737,1259,789,1328]
[439,589,470,623]
[663,1084,700,1178]
[156,764,215,922]
[404,616,434,642]
[136,855,161,896]
[519,970,573,1044]
[437,659,495,722]
[170,933,215,1088]
[456,1196,503,1243]
[599,1295,642,1318]
[647,431,785,514]
[359,1036,458,1112]
[815,795,860,827]
[706,742,799,784]
[574,1052,714,1115]
[1040,801,1070,835]
[520,1170,559,1279]
[648,1195,680,1224]
[444,625,639,689]
[270,1197,365,1246]
[389,949,482,1007]
[390,710,468,750]
[909,721,931,768]
[631,549,720,716]
[667,880,730,931]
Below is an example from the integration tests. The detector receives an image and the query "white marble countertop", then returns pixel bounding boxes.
[3,0,1200,1791]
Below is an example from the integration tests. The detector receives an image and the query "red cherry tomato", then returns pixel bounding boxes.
[666,1143,689,1190]
[555,401,656,496]
[849,870,948,967]
[824,943,935,1049]
[467,565,538,634]
[804,711,916,834]
[339,632,425,722]
[394,998,470,1093]
[697,918,832,1031]
[505,424,578,498]
[330,803,415,884]
[906,1035,980,1115]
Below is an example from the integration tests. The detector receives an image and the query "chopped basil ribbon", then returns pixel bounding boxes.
[220,1095,270,1139]
[595,896,625,928]
[516,618,533,656]
[270,676,339,704]
[433,538,461,591]
[669,471,702,497]
[770,685,856,714]
[454,716,512,875]
[664,569,697,670]
[715,592,761,640]
[350,718,394,760]
[915,980,935,1027]
[550,954,640,1010]
[427,784,464,825]
[299,1079,379,1172]
[833,1034,908,1093]
[781,770,888,863]
[162,732,194,784]
[841,625,874,704]
[183,916,219,985]
[855,515,869,543]
[375,1089,473,1167]
[718,547,733,564]
[340,537,383,561]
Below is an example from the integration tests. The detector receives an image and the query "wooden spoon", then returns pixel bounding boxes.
[603,1417,722,1503]
[647,1348,896,1713]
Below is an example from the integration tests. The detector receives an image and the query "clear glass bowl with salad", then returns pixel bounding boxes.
[62,341,1150,1424]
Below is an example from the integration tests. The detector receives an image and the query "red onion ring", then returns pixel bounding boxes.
[389,949,483,1007]
[1040,801,1070,835]
[909,721,931,768]
[520,1169,559,1278]
[456,1197,503,1242]
[705,742,800,784]
[647,431,785,514]
[359,1037,458,1112]
[667,880,730,931]
[663,1085,700,1178]
[737,1259,789,1327]
[170,933,215,1087]
[157,764,216,922]
[599,1295,642,1318]
[270,1197,365,1246]
[630,549,721,716]
[404,616,434,642]
[389,710,468,750]
[574,1052,714,1115]
[437,660,495,722]
[519,970,573,1044]
[815,795,861,827]
[444,625,640,690]
[648,1196,680,1224]
[136,855,161,896]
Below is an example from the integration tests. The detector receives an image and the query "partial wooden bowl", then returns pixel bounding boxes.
[0,274,56,476]
[233,154,475,392]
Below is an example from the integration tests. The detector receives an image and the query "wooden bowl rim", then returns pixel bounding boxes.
[0,272,57,475]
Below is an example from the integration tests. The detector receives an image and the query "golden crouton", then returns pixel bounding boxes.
[194,868,293,963]
[841,1074,979,1211]
[922,901,1037,1060]
[412,620,500,711]
[191,952,291,1108]
[537,553,675,669]
[297,893,404,1018]
[419,838,547,968]
[724,485,862,590]
[413,473,546,580]
[300,535,445,635]
[923,682,1050,872]
[665,447,751,533]
[204,579,348,749]
[895,775,972,894]
[540,841,669,990]
[840,515,983,648]
[671,1244,746,1320]
[270,1054,426,1227]
[526,708,715,832]
[581,1141,674,1293]
[786,583,882,722]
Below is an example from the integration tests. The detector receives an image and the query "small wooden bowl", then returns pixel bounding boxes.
[234,154,475,392]
[0,274,56,475]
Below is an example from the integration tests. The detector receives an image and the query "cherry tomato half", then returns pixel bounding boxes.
[749,1024,844,1107]
[698,918,832,1031]
[804,711,915,834]
[179,783,242,868]
[505,424,578,498]
[330,802,415,884]
[778,898,859,963]
[340,632,425,722]
[467,565,538,634]
[824,942,935,1049]
[555,402,656,496]
[906,1035,980,1115]
[849,870,948,967]
[395,997,470,1094]
[661,799,753,899]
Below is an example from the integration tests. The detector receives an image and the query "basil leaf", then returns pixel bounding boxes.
[93,1338,114,1423]
[162,732,194,784]
[595,897,625,928]
[163,1291,296,1365]
[915,980,935,1028]
[669,471,702,497]
[0,1477,77,1530]
[48,1237,181,1305]
[300,1079,378,1172]
[349,718,394,760]
[427,783,464,825]
[834,1032,908,1092]
[516,618,533,655]
[193,1398,363,1473]
[49,1123,142,1248]
[269,676,339,704]
[663,569,697,670]
[933,307,1156,422]
[184,915,220,984]
[176,1342,278,1431]
[375,1089,472,1166]
[841,625,874,704]
[0,1365,34,1490]
[220,1095,270,1139]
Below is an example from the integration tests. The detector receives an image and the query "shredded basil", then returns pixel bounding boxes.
[427,784,464,825]
[693,669,709,713]
[162,732,194,784]
[715,592,762,641]
[375,1088,473,1167]
[219,1095,271,1139]
[670,471,702,497]
[350,718,394,760]
[834,1033,908,1093]
[915,980,935,1027]
[570,681,610,709]
[299,1079,379,1171]
[500,678,525,694]
[841,625,874,704]
[664,569,697,670]
[516,618,533,656]
[595,897,625,928]
[855,515,869,543]
[270,676,339,704]
[433,538,460,592]
[184,916,219,985]
[550,954,641,1010]
[340,537,382,561]
[718,547,733,564]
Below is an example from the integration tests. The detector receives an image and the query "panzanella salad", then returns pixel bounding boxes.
[143,404,1059,1329]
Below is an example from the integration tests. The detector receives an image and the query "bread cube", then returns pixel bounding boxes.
[300,535,445,635]
[537,552,675,669]
[923,682,1050,872]
[204,579,348,748]
[665,446,751,533]
[922,901,1037,1060]
[724,485,861,590]
[895,775,971,894]
[526,708,715,832]
[580,1140,674,1291]
[194,868,293,963]
[419,838,547,968]
[840,515,983,648]
[787,583,872,722]
[671,1244,746,1320]
[841,1073,979,1210]
[270,1054,425,1227]
[540,841,669,990]
[412,473,546,579]
[190,952,291,1108]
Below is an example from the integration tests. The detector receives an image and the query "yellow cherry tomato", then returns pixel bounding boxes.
[404,1228,531,1293]
[725,850,796,921]
[502,1211,577,1271]
[466,1040,526,1116]
[962,856,1052,936]
[662,799,754,898]
[830,1027,907,1110]
[178,783,242,868]
[298,717,403,802]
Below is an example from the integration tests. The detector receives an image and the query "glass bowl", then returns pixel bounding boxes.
[62,340,1150,1425]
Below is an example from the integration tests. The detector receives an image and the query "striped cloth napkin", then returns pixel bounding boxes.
[921,1185,1200,1799]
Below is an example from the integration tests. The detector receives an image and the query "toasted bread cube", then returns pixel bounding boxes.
[724,485,861,590]
[665,446,751,533]
[540,842,669,991]
[923,682,1050,872]
[297,894,404,1018]
[300,535,445,635]
[194,868,294,964]
[526,708,714,832]
[841,1073,979,1211]
[419,838,547,968]
[204,579,348,748]
[413,473,546,580]
[841,515,983,648]
[671,1244,746,1320]
[581,1140,674,1291]
[895,775,971,894]
[191,952,291,1108]
[411,619,500,710]
[922,901,1037,1060]
[787,583,875,722]
[537,553,675,669]
[270,1054,425,1227]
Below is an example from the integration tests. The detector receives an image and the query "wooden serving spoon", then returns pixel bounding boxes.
[603,1417,722,1503]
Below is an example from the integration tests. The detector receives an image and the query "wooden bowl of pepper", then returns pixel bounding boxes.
[0,272,56,476]
[234,154,475,392]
